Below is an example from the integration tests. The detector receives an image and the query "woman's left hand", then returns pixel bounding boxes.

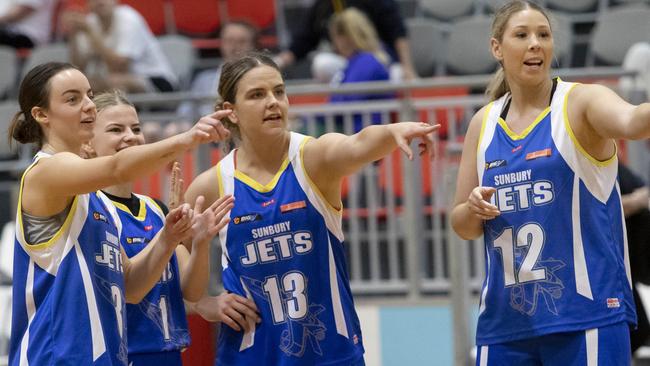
[190,195,235,247]
[389,122,440,160]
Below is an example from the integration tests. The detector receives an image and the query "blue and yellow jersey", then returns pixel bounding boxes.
[475,79,636,345]
[112,194,190,355]
[215,132,364,365]
[10,152,128,365]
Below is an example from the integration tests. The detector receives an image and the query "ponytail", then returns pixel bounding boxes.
[9,109,43,149]
[485,66,509,101]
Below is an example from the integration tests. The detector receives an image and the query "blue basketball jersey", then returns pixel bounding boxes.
[110,194,190,357]
[10,152,128,365]
[475,80,636,345]
[215,132,364,365]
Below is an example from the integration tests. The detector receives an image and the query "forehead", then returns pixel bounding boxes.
[237,65,283,91]
[506,9,550,29]
[49,69,91,94]
[96,104,138,125]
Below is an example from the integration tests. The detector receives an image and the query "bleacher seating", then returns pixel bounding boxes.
[169,0,221,36]
[589,3,650,65]
[225,0,276,30]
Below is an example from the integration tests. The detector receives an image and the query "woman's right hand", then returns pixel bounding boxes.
[467,186,500,220]
[194,293,261,332]
[182,110,232,148]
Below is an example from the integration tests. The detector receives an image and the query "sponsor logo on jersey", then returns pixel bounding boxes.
[485,159,507,170]
[607,298,620,308]
[512,145,523,153]
[233,213,262,225]
[353,334,359,344]
[525,148,552,161]
[262,199,275,207]
[126,237,146,244]
[93,211,108,223]
[144,225,153,231]
[281,200,306,213]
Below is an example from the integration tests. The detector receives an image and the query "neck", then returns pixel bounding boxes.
[238,131,291,173]
[506,77,553,112]
[42,139,81,156]
[102,183,133,198]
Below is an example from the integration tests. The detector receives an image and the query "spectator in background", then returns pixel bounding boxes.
[619,161,650,354]
[275,0,418,82]
[327,8,393,132]
[620,42,650,103]
[176,20,258,122]
[0,0,57,48]
[63,0,177,93]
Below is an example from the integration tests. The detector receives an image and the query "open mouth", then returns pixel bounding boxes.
[80,117,95,124]
[263,114,282,122]
[523,60,543,67]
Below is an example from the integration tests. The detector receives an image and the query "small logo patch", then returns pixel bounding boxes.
[525,148,552,161]
[352,334,359,345]
[485,159,507,170]
[262,199,275,208]
[607,298,620,308]
[126,237,146,244]
[93,212,108,223]
[144,225,153,231]
[281,200,306,213]
[233,213,262,225]
[512,145,523,153]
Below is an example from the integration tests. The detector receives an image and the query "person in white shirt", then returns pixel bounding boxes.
[63,0,177,93]
[0,0,56,48]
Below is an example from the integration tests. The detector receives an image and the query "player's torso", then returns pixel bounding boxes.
[115,196,189,354]
[216,134,364,365]
[475,84,635,344]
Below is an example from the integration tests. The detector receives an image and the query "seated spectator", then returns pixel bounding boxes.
[275,0,417,82]
[176,20,258,121]
[0,0,56,48]
[328,7,394,132]
[620,42,650,103]
[63,0,177,93]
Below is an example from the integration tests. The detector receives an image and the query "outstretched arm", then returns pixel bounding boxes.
[303,122,438,207]
[573,83,650,140]
[23,111,231,217]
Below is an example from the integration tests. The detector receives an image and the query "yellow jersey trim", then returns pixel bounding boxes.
[299,137,342,213]
[110,196,147,221]
[497,106,550,141]
[562,84,617,167]
[216,162,224,198]
[17,161,79,250]
[234,157,290,193]
[476,102,492,155]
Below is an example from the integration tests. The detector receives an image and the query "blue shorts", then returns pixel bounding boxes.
[128,350,182,366]
[476,322,631,366]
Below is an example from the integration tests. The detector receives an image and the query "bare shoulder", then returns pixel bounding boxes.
[186,165,220,206]
[466,104,491,139]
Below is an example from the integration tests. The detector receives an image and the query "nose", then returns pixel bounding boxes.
[266,91,279,108]
[529,35,541,50]
[83,94,96,112]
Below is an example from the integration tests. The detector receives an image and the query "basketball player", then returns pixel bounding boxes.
[8,62,230,365]
[451,1,650,364]
[184,52,439,365]
[89,90,234,365]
